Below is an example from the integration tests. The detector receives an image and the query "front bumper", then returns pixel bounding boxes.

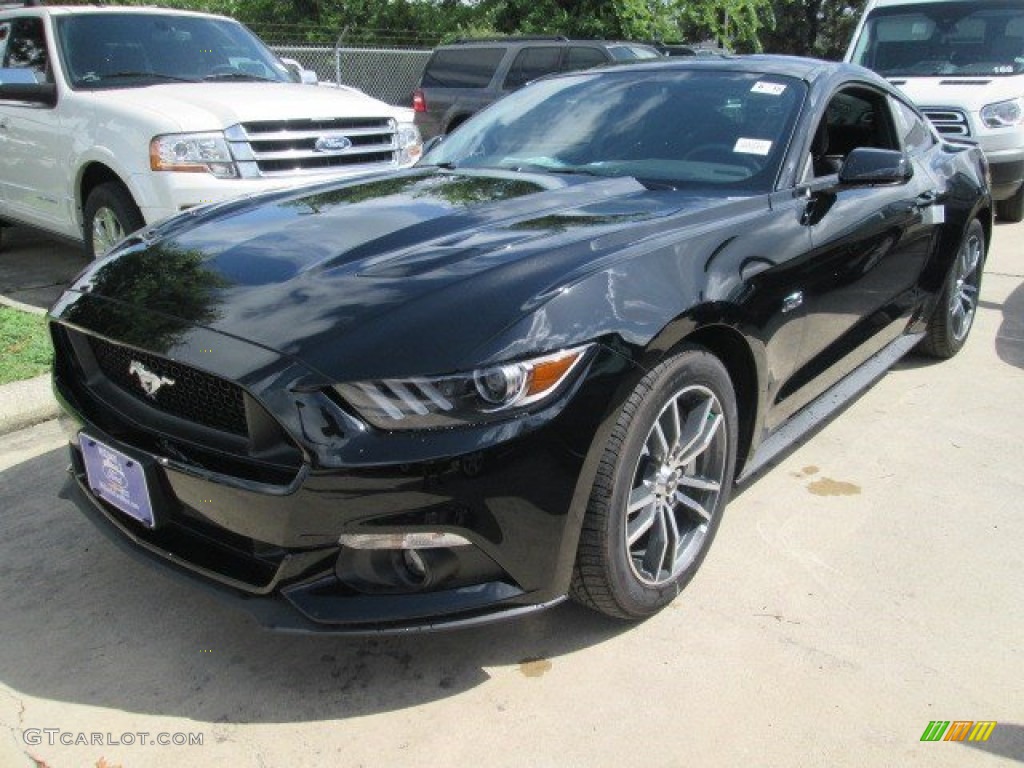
[51,337,634,633]
[61,469,565,634]
[986,150,1024,201]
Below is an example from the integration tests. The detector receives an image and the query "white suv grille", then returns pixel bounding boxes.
[921,108,971,138]
[225,118,399,178]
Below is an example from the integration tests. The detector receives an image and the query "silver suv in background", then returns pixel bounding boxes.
[846,0,1024,222]
[412,37,660,139]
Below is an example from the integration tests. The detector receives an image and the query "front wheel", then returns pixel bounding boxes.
[571,348,738,619]
[83,182,144,260]
[996,185,1024,223]
[918,218,985,359]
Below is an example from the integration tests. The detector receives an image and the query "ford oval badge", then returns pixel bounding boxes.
[314,136,353,153]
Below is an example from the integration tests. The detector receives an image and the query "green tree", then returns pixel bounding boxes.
[759,0,866,59]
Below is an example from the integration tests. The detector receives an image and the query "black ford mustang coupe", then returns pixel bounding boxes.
[50,56,990,632]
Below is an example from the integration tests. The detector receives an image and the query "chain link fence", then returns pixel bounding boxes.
[270,43,434,107]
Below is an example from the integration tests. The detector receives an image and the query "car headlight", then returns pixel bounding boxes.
[334,345,592,430]
[150,132,239,178]
[980,98,1024,129]
[396,121,423,166]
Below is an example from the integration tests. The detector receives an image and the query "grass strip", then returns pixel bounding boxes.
[0,306,52,385]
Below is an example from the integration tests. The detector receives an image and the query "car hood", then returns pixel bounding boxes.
[888,76,1024,112]
[56,169,757,381]
[91,82,407,129]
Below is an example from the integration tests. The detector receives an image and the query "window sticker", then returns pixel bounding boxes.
[751,81,787,96]
[734,138,773,156]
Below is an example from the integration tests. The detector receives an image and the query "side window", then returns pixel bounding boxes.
[565,46,607,72]
[892,97,936,154]
[1,17,50,83]
[503,46,562,91]
[420,47,505,89]
[806,87,898,179]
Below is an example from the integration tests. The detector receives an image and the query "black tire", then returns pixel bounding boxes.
[996,185,1024,223]
[571,347,738,620]
[444,115,468,135]
[919,218,985,359]
[83,181,144,260]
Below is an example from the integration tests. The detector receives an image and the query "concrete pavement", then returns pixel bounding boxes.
[0,222,1022,768]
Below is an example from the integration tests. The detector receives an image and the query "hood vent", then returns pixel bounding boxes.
[940,79,991,86]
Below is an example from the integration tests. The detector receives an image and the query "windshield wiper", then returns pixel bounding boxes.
[203,72,276,82]
[540,166,605,177]
[86,71,198,83]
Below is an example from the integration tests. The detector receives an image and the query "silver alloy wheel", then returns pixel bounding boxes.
[625,384,728,586]
[91,206,126,257]
[950,229,982,342]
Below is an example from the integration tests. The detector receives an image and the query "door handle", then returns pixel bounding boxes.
[0,117,8,131]
[915,190,941,208]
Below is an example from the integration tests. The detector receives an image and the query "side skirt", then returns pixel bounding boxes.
[737,332,925,484]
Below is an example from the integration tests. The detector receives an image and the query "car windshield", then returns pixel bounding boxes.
[851,1,1024,77]
[55,13,293,89]
[423,69,806,191]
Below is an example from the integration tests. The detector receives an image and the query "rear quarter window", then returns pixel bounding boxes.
[421,47,504,88]
[503,46,563,90]
[565,46,608,71]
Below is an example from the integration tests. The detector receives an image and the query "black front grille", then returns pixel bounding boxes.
[257,151,395,174]
[88,337,248,436]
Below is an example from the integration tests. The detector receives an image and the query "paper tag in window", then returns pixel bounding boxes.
[751,81,787,96]
[734,138,773,156]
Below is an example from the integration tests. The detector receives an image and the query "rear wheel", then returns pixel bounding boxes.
[996,185,1024,223]
[445,115,468,135]
[571,348,738,619]
[84,182,144,260]
[919,218,985,359]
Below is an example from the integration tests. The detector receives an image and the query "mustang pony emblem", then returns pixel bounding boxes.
[129,361,175,398]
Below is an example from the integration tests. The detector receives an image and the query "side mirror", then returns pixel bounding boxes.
[839,147,913,186]
[280,57,318,85]
[0,82,57,107]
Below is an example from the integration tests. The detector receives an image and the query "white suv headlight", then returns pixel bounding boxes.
[150,133,239,178]
[396,122,423,166]
[980,98,1024,129]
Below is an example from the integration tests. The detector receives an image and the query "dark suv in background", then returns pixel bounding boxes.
[412,36,660,138]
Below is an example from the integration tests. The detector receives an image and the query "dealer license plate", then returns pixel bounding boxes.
[80,434,155,528]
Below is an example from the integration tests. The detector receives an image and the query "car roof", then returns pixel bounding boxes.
[583,54,880,85]
[3,4,225,21]
[866,0,973,7]
[438,38,658,49]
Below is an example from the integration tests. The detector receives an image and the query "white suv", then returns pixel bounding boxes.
[0,4,422,258]
[846,0,1024,222]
